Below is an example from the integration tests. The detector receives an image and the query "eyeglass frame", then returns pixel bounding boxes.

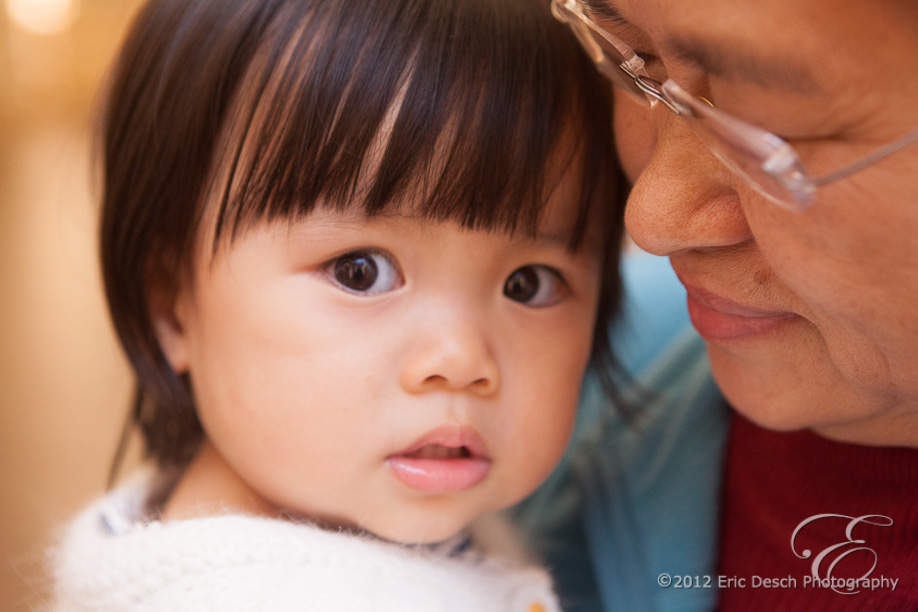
[551,0,918,212]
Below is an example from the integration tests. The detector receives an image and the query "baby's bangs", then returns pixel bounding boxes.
[212,0,610,249]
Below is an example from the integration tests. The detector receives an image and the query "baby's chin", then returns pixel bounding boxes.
[368,526,466,547]
[353,517,470,546]
[286,507,473,546]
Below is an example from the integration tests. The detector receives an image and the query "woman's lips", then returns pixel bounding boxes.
[684,285,798,341]
[387,427,491,494]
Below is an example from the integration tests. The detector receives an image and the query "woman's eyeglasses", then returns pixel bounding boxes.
[551,0,918,212]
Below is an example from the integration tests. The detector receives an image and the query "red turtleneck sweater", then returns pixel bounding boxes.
[716,412,918,611]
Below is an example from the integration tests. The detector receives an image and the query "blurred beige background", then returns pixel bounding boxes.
[1,1,142,610]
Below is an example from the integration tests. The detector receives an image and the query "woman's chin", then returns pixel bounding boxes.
[708,349,842,433]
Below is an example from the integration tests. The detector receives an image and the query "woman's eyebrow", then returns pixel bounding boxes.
[587,1,822,95]
[665,35,824,94]
[585,0,629,24]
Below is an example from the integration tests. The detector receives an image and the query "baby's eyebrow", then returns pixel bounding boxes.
[506,228,573,250]
[536,231,573,247]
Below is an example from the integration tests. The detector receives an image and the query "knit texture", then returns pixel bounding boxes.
[717,412,918,611]
[51,470,561,612]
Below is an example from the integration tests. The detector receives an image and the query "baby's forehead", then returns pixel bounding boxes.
[264,191,605,256]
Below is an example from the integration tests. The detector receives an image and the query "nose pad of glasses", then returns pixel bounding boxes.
[550,0,566,23]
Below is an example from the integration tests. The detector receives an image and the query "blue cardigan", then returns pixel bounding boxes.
[515,253,729,612]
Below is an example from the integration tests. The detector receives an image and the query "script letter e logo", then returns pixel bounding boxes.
[790,514,893,595]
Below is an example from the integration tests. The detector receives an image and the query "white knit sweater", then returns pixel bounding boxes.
[51,471,561,612]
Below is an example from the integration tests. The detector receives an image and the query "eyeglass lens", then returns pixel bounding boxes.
[662,82,814,208]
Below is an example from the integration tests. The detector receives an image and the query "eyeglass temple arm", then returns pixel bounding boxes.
[807,129,918,187]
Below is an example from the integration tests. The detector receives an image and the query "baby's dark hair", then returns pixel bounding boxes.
[100,0,627,472]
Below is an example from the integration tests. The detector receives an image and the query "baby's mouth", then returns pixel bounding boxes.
[387,429,491,494]
[402,444,472,460]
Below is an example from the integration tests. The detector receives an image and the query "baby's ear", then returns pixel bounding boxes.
[149,271,192,374]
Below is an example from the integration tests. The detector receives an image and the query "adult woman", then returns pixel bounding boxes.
[519,0,918,610]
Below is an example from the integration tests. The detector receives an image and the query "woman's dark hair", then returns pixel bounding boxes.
[101,0,627,475]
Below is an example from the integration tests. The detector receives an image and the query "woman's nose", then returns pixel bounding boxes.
[624,112,754,256]
[399,306,500,397]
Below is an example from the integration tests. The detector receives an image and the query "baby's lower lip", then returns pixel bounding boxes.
[386,456,491,494]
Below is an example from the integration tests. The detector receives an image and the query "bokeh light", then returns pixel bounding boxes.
[5,0,81,36]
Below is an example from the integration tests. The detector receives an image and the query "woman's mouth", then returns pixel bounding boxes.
[683,285,798,342]
[387,427,491,494]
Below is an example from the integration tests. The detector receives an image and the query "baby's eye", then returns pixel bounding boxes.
[503,265,568,307]
[328,250,402,295]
